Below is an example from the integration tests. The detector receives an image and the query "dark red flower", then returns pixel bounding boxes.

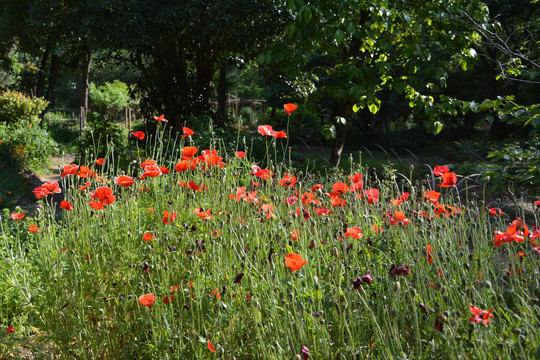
[6,326,14,333]
[300,345,310,359]
[390,264,410,276]
[233,272,244,284]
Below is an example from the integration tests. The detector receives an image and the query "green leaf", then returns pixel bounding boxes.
[321,124,336,140]
[335,29,345,43]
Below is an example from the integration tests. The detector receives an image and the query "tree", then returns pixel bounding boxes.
[109,0,286,135]
[262,0,489,166]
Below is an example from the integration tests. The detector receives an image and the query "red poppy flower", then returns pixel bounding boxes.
[363,188,380,204]
[6,326,14,333]
[174,160,189,172]
[115,175,135,187]
[426,245,433,264]
[143,232,155,241]
[440,172,457,187]
[344,227,364,239]
[32,186,48,199]
[78,182,91,191]
[140,159,156,168]
[332,182,349,194]
[131,131,145,140]
[61,164,79,177]
[235,151,246,159]
[76,166,91,178]
[468,306,494,325]
[284,103,298,115]
[432,166,450,177]
[95,158,104,165]
[154,114,167,122]
[89,201,104,210]
[207,339,216,352]
[28,224,40,233]
[142,164,162,178]
[138,293,156,307]
[162,211,177,224]
[92,186,116,205]
[258,125,274,136]
[424,190,440,205]
[535,199,540,207]
[274,131,287,139]
[290,229,301,241]
[315,207,332,216]
[434,204,456,217]
[252,168,274,181]
[181,146,198,159]
[43,181,62,194]
[489,207,503,216]
[312,184,324,191]
[182,127,194,139]
[160,166,169,174]
[279,174,297,187]
[388,210,410,225]
[327,191,346,207]
[285,253,307,271]
[10,213,25,221]
[60,200,74,211]
[194,207,213,220]
[163,294,174,304]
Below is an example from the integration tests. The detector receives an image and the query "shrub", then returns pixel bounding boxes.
[0,89,48,127]
[78,112,128,159]
[0,124,58,172]
[89,80,135,120]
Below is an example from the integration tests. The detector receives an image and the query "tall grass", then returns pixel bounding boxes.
[1,123,539,359]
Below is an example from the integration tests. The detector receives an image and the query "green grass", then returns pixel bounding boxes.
[0,124,539,359]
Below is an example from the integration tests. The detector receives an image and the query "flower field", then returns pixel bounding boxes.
[1,113,539,359]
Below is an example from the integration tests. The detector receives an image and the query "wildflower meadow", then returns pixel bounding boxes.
[1,107,539,359]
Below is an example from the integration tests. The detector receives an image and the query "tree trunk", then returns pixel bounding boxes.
[81,51,92,126]
[36,48,49,98]
[329,103,353,167]
[46,54,59,109]
[216,64,228,125]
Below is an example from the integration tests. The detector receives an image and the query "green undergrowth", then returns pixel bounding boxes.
[0,123,539,359]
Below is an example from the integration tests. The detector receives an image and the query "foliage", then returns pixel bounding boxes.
[0,89,47,127]
[78,112,128,159]
[482,138,540,195]
[89,80,135,119]
[0,125,58,173]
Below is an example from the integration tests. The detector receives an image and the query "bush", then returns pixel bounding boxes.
[0,124,58,172]
[89,80,135,120]
[78,112,128,159]
[0,89,48,127]
[0,90,56,172]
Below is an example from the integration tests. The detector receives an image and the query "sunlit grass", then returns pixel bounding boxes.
[1,123,539,359]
